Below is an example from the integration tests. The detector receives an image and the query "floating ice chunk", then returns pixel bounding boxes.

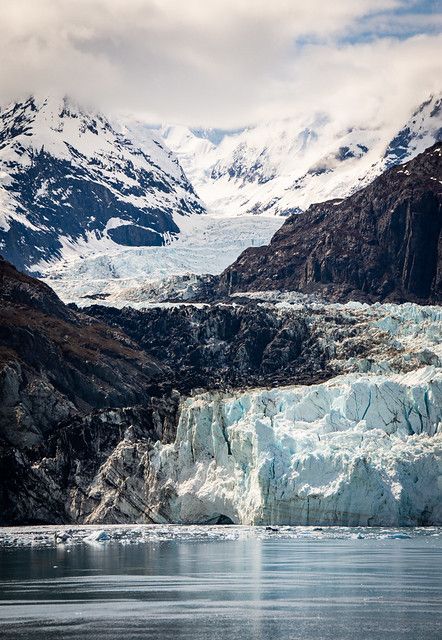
[54,531,72,543]
[83,529,111,543]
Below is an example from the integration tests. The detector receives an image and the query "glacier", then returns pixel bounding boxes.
[18,297,440,527]
[40,214,283,306]
[144,367,441,526]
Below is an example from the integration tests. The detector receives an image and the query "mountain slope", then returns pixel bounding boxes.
[0,256,169,449]
[220,143,442,303]
[161,94,442,217]
[0,96,205,271]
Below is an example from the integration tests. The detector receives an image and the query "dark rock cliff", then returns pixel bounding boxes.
[0,257,168,449]
[85,302,332,391]
[0,257,183,524]
[220,144,442,303]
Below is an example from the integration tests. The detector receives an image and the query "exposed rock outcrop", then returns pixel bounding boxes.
[0,257,168,448]
[86,302,330,390]
[220,144,442,303]
[0,399,180,525]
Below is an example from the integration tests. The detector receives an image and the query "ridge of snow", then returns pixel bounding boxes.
[159,94,442,216]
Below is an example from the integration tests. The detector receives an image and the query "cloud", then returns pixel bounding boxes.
[0,0,440,127]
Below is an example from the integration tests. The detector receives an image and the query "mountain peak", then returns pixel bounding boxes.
[0,96,205,272]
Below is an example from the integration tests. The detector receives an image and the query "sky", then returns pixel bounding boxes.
[1,0,441,127]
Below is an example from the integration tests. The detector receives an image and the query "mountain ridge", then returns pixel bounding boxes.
[160,94,442,217]
[220,142,442,303]
[0,95,205,271]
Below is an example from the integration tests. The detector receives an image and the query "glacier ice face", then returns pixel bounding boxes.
[145,367,442,526]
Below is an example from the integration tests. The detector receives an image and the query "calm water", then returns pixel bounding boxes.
[0,536,441,639]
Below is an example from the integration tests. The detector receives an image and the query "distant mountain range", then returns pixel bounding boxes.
[160,94,442,217]
[0,96,204,271]
[0,93,440,280]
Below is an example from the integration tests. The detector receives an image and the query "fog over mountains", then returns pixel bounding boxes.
[160,93,442,216]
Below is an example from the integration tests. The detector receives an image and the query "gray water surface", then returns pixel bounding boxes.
[0,536,441,639]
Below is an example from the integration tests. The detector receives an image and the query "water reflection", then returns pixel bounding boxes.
[0,538,441,639]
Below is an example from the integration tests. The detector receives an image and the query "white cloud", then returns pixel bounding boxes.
[0,0,440,127]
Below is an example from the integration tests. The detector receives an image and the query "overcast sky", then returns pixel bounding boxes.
[1,0,441,127]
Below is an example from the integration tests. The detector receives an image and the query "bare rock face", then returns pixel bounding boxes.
[0,400,180,525]
[220,144,442,303]
[0,257,168,448]
[0,256,180,524]
[86,302,330,390]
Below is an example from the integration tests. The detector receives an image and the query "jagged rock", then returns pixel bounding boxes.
[85,302,331,390]
[0,257,169,448]
[0,400,180,525]
[220,144,442,303]
[85,297,442,392]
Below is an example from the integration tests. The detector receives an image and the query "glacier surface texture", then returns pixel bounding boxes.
[145,368,441,526]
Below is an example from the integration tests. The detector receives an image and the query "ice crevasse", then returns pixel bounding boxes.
[146,367,442,526]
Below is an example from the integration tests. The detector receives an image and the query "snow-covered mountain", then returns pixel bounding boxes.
[0,96,205,271]
[160,94,442,216]
[2,93,440,299]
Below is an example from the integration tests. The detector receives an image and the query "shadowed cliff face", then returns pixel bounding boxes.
[86,303,332,391]
[0,257,181,524]
[220,144,442,303]
[0,257,169,449]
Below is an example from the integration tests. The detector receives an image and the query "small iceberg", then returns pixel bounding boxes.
[54,531,72,544]
[83,529,111,543]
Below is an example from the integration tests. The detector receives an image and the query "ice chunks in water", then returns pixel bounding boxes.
[83,529,111,543]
